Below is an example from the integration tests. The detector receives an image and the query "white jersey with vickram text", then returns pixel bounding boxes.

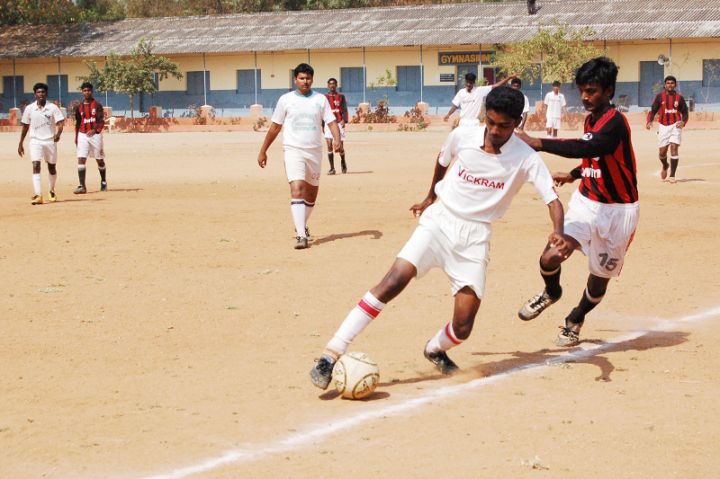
[271,90,336,149]
[435,125,558,222]
[21,102,65,142]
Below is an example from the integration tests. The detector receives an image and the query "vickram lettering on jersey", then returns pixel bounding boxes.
[457,168,505,189]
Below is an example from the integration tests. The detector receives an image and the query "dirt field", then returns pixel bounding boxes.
[1,125,719,479]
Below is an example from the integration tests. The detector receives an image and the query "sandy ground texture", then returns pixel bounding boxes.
[1,126,719,479]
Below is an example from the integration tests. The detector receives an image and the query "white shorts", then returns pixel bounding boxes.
[397,202,491,297]
[658,123,681,147]
[323,123,346,141]
[564,191,639,279]
[458,118,481,127]
[77,132,105,159]
[546,117,561,130]
[29,140,57,164]
[283,146,323,186]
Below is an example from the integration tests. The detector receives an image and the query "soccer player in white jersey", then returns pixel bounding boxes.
[310,87,569,389]
[510,78,531,130]
[543,81,566,137]
[443,73,517,127]
[258,63,343,250]
[18,82,65,205]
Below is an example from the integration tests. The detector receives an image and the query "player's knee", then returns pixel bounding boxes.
[97,159,105,167]
[48,164,57,175]
[453,316,475,340]
[587,279,608,298]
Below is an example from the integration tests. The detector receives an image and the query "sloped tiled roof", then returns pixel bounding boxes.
[1,0,719,58]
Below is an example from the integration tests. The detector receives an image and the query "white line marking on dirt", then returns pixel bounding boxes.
[140,305,720,479]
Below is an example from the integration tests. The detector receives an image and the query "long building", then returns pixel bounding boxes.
[1,0,720,115]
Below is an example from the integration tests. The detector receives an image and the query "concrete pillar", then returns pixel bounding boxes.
[250,104,263,118]
[148,106,163,119]
[416,102,429,115]
[200,105,214,120]
[9,108,21,125]
[103,106,112,118]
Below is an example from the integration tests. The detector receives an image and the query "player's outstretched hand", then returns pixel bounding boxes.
[17,144,24,157]
[257,151,268,168]
[645,122,652,130]
[410,197,433,218]
[676,121,685,129]
[513,128,541,150]
[552,171,574,187]
[548,232,573,258]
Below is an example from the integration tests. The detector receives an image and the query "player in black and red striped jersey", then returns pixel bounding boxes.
[646,76,689,183]
[74,82,107,194]
[514,57,639,347]
[324,78,348,174]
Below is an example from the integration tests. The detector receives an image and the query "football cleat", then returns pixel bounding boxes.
[309,355,336,390]
[100,181,107,191]
[424,344,459,375]
[48,190,57,202]
[31,195,44,205]
[74,185,87,194]
[294,236,309,250]
[518,289,561,321]
[327,169,336,175]
[556,326,581,347]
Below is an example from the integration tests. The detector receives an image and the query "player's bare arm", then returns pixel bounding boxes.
[546,198,572,257]
[410,155,448,217]
[18,124,29,157]
[54,121,64,142]
[257,122,282,168]
[328,121,344,154]
[552,170,577,186]
[443,105,458,122]
[490,73,518,89]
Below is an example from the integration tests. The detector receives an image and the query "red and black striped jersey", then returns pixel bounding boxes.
[75,99,105,134]
[325,92,348,123]
[540,106,638,205]
[647,91,689,126]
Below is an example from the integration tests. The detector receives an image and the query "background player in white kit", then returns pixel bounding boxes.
[257,63,343,250]
[544,81,566,137]
[443,73,516,127]
[17,82,65,205]
[510,77,531,130]
[310,87,568,389]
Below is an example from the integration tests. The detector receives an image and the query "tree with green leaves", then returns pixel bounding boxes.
[80,38,183,118]
[495,21,600,86]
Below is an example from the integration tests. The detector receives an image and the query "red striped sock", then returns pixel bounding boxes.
[325,292,385,356]
[426,322,463,353]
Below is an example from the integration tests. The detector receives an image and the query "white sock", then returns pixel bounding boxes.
[425,322,463,353]
[304,201,315,224]
[49,173,57,191]
[325,292,386,356]
[290,199,306,237]
[32,173,42,196]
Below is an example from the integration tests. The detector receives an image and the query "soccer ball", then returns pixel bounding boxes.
[333,352,380,400]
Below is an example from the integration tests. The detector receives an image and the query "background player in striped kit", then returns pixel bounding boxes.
[515,57,639,347]
[74,82,107,194]
[257,63,343,250]
[646,75,689,183]
[324,78,348,175]
[310,87,567,390]
[18,82,65,205]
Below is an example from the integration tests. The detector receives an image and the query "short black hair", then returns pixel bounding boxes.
[575,56,619,99]
[465,72,477,83]
[485,86,524,120]
[80,82,94,91]
[552,80,561,87]
[327,78,338,84]
[33,82,48,92]
[293,63,314,78]
[664,75,677,83]
[510,78,522,87]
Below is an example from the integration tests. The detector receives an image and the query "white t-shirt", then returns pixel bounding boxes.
[451,85,492,122]
[435,125,558,223]
[271,90,336,149]
[21,102,65,142]
[522,94,530,114]
[544,92,566,119]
